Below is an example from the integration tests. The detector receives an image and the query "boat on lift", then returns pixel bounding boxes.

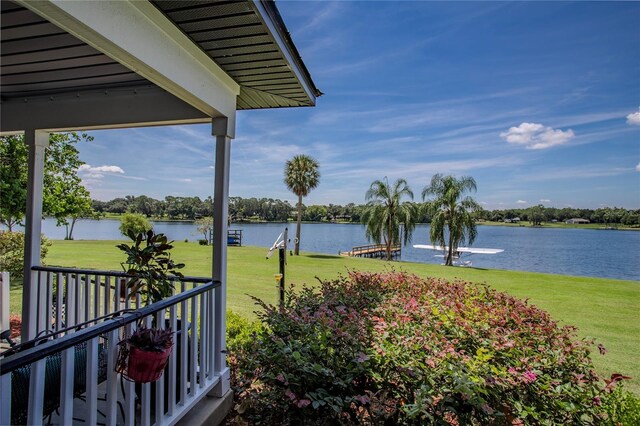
[413,244,504,266]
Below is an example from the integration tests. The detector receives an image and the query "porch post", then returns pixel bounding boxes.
[211,116,233,396]
[21,130,50,339]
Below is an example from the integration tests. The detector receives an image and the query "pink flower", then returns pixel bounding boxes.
[593,396,601,406]
[405,297,418,311]
[522,370,537,383]
[296,399,311,408]
[508,367,518,375]
[356,352,369,363]
[355,395,370,404]
[285,389,297,401]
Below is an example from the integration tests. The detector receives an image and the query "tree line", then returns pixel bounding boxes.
[476,205,640,226]
[91,195,640,226]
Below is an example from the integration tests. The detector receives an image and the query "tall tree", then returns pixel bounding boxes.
[0,135,28,231]
[528,204,545,227]
[422,174,480,266]
[195,216,214,244]
[49,177,93,239]
[361,177,418,260]
[284,154,320,255]
[0,132,93,230]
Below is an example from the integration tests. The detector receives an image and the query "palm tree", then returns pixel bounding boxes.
[422,174,480,266]
[284,154,320,255]
[361,177,418,260]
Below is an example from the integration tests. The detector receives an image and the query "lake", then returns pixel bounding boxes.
[36,219,640,281]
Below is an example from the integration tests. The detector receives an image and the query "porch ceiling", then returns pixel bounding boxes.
[0,0,320,113]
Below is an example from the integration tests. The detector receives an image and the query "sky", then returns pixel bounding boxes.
[77,1,640,210]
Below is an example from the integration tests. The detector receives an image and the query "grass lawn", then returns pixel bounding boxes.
[10,240,639,394]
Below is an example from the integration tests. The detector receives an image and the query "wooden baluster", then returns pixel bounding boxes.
[179,280,188,404]
[140,316,152,426]
[189,289,198,397]
[199,289,206,388]
[0,372,11,425]
[55,272,63,332]
[26,359,46,425]
[93,274,100,323]
[105,328,119,426]
[84,273,91,324]
[86,337,99,425]
[167,281,178,416]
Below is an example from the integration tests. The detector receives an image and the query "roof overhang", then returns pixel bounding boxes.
[0,0,320,133]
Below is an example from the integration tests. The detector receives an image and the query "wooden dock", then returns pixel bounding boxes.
[339,243,401,259]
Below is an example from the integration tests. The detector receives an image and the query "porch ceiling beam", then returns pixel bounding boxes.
[14,0,240,134]
[0,86,210,132]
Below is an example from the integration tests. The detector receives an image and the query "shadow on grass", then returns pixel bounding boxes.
[305,254,341,260]
[10,279,24,290]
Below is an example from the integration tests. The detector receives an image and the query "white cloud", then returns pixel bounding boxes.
[516,200,528,204]
[539,199,551,203]
[636,163,640,172]
[78,164,124,174]
[77,164,126,180]
[627,111,640,126]
[500,122,575,149]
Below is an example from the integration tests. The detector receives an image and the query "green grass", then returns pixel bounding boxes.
[10,240,639,394]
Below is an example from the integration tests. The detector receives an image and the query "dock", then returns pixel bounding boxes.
[339,243,401,259]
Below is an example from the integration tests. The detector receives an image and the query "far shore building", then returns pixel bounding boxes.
[565,218,591,224]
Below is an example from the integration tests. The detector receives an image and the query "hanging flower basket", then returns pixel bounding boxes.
[120,345,173,383]
[116,327,174,383]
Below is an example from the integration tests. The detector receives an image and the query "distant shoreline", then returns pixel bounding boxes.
[89,215,640,232]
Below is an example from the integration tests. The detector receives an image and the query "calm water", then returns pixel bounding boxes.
[39,219,640,281]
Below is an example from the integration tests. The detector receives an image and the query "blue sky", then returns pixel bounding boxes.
[78,1,640,209]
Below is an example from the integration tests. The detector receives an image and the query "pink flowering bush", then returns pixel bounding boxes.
[228,271,631,425]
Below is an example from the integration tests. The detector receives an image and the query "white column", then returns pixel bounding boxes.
[210,116,233,396]
[21,130,49,340]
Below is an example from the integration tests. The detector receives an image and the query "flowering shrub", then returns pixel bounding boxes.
[0,231,50,279]
[229,271,631,425]
[9,314,22,338]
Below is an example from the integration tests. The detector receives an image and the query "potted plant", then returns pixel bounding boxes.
[116,230,185,383]
[118,327,173,383]
[117,229,185,304]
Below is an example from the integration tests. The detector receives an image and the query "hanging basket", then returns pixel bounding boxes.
[117,344,173,383]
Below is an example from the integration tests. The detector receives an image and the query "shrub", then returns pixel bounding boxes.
[227,311,262,351]
[198,239,208,246]
[600,382,640,425]
[230,271,620,425]
[118,213,152,237]
[0,231,50,279]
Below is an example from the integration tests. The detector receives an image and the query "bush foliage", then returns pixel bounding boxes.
[118,213,152,237]
[229,271,636,425]
[0,231,50,279]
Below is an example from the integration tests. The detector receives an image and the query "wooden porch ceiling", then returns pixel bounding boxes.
[0,0,320,110]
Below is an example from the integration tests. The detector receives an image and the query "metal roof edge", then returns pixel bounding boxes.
[253,0,323,100]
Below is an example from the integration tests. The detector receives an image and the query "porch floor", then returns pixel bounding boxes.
[44,377,233,425]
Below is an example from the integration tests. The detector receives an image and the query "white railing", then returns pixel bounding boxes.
[30,266,210,338]
[1,277,220,426]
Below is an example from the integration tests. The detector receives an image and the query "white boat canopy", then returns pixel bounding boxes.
[413,244,504,254]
